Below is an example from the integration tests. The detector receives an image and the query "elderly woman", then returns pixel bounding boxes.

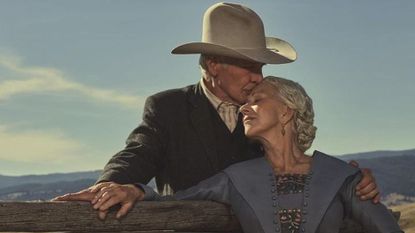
[138,76,402,233]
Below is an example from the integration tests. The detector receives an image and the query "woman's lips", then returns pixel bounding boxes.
[243,116,255,123]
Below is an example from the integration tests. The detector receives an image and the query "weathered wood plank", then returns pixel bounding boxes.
[0,201,400,233]
[0,201,240,232]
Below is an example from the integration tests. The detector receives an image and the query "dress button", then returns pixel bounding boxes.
[301,227,305,232]
[272,196,276,200]
[303,202,308,207]
[302,210,307,215]
[276,227,280,232]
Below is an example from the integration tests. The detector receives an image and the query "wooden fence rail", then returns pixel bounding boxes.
[0,201,400,233]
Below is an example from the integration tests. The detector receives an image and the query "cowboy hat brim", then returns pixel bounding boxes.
[172,37,297,64]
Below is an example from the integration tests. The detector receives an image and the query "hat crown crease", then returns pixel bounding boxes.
[202,3,266,49]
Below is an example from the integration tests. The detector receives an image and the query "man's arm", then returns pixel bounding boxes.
[97,95,167,185]
[53,172,232,220]
[53,95,168,218]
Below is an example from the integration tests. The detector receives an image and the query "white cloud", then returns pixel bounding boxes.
[0,124,84,163]
[0,124,111,174]
[0,55,144,109]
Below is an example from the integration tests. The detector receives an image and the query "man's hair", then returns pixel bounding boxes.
[199,54,231,81]
[199,54,210,80]
[263,76,317,152]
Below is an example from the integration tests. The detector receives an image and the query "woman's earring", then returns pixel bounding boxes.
[281,124,286,136]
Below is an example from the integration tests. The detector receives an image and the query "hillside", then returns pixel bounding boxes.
[339,148,415,161]
[0,179,96,201]
[341,155,415,197]
[0,170,101,189]
[392,202,415,233]
[0,148,414,201]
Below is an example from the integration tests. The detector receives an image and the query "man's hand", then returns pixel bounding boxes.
[52,182,114,202]
[349,160,381,203]
[52,182,144,219]
[52,187,97,202]
[90,182,144,220]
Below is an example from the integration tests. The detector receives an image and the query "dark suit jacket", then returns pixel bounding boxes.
[97,83,259,192]
[141,151,403,233]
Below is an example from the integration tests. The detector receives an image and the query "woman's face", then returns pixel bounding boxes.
[240,82,287,139]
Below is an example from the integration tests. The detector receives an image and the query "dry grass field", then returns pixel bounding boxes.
[392,202,415,233]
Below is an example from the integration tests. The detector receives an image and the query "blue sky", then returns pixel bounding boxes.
[0,0,414,175]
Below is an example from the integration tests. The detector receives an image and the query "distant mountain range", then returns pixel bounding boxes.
[339,150,415,198]
[0,179,97,201]
[0,170,101,189]
[339,148,415,161]
[0,148,414,201]
[0,171,101,201]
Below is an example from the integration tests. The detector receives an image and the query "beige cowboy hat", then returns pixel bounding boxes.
[172,2,297,64]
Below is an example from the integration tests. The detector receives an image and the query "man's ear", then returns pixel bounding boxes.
[206,58,220,77]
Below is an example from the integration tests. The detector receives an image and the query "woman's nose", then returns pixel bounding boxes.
[239,104,251,115]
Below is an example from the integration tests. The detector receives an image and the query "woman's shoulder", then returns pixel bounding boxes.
[312,150,360,176]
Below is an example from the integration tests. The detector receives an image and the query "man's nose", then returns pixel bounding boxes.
[250,72,263,83]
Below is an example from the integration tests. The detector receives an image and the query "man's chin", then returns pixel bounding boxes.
[229,97,245,105]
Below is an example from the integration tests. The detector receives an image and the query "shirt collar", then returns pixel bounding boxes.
[200,78,231,110]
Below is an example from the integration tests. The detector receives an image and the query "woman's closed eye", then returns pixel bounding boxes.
[252,98,261,104]
[250,95,265,104]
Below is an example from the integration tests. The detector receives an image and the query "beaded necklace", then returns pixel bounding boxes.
[268,171,313,233]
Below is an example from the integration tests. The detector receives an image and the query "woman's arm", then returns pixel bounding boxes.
[139,171,232,204]
[342,172,403,233]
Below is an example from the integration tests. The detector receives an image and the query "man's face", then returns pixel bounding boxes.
[211,57,264,105]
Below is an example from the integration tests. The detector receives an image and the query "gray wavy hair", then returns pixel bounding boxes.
[263,76,317,152]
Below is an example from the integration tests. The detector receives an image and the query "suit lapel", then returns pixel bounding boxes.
[187,83,220,171]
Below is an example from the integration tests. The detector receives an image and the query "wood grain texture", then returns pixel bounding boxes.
[0,201,239,232]
[0,201,400,232]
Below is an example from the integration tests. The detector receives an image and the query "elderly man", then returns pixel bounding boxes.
[54,2,379,219]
